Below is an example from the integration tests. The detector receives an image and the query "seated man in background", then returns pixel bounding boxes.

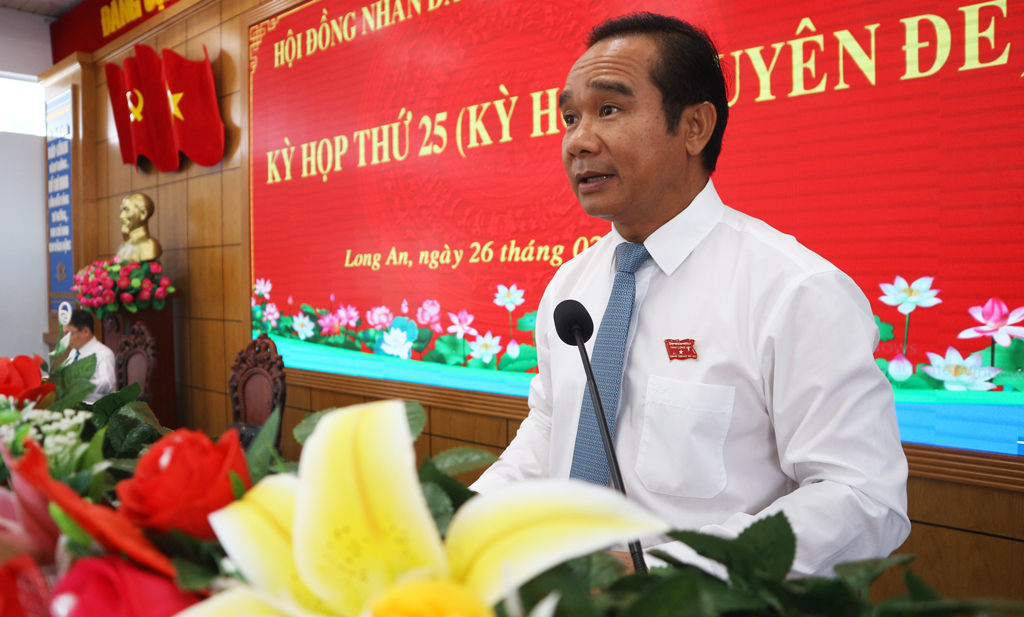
[64,309,116,404]
[472,13,909,577]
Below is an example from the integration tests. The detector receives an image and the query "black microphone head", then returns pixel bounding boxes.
[554,299,594,346]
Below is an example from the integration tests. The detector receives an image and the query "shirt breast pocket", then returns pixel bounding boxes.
[635,376,735,499]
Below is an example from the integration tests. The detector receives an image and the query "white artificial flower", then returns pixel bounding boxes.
[293,314,315,341]
[879,276,941,315]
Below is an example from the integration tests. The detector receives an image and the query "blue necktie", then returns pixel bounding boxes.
[569,241,650,486]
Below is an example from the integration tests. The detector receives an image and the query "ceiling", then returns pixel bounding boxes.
[0,0,82,18]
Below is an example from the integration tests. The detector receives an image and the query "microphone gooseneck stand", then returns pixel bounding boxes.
[554,299,647,575]
[570,325,648,574]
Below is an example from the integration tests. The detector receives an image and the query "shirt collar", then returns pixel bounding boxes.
[609,178,725,277]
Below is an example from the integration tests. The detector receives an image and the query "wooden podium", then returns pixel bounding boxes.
[102,308,178,429]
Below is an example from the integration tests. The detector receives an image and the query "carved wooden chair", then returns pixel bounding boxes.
[228,334,286,449]
[115,322,157,401]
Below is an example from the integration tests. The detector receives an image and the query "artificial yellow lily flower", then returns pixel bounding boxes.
[178,400,669,617]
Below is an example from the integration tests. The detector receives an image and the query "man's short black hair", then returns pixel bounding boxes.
[70,309,94,333]
[587,12,729,173]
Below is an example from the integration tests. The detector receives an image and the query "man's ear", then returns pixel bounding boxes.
[684,101,717,158]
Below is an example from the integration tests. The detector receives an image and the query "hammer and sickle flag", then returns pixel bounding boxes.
[105,44,224,172]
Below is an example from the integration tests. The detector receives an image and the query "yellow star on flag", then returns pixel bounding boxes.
[166,89,184,120]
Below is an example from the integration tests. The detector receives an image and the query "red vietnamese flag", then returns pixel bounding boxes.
[162,47,224,167]
[103,44,224,171]
[104,62,134,165]
[128,45,179,172]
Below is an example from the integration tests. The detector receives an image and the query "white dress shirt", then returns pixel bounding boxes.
[472,180,910,577]
[72,336,117,404]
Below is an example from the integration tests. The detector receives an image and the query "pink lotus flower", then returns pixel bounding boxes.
[263,303,280,328]
[318,312,341,337]
[366,306,394,330]
[447,310,479,340]
[401,299,409,314]
[254,278,272,299]
[958,297,1024,347]
[339,305,360,328]
[416,300,442,333]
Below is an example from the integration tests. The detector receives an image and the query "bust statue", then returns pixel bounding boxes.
[115,193,163,263]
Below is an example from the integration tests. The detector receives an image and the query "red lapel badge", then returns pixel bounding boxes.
[665,339,698,361]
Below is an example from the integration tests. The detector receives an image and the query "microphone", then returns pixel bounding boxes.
[553,299,648,574]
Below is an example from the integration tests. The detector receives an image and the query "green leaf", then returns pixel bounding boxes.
[994,370,1024,392]
[499,344,538,372]
[834,554,916,597]
[89,382,142,428]
[81,426,107,470]
[293,409,330,446]
[152,299,166,311]
[667,529,757,584]
[762,576,866,617]
[421,481,454,536]
[246,407,281,484]
[904,568,942,602]
[49,379,96,411]
[466,357,494,369]
[517,311,538,332]
[119,401,167,435]
[418,457,475,511]
[172,557,219,591]
[51,332,70,361]
[433,334,468,365]
[405,401,426,441]
[229,470,247,499]
[412,327,434,353]
[875,315,895,342]
[734,511,795,581]
[105,406,162,459]
[509,563,597,617]
[893,372,940,390]
[125,303,138,313]
[60,353,98,384]
[432,446,498,476]
[422,350,447,364]
[620,568,704,617]
[565,552,626,590]
[49,502,93,546]
[108,458,138,474]
[0,410,20,425]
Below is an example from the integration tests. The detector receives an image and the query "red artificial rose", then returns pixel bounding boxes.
[138,290,151,301]
[141,278,153,290]
[50,556,200,617]
[0,356,55,408]
[159,276,171,288]
[117,277,130,288]
[117,429,251,540]
[0,555,49,617]
[119,292,134,304]
[13,442,176,579]
[149,262,162,274]
[154,288,167,300]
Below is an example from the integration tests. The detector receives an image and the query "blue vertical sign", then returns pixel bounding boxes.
[46,90,74,311]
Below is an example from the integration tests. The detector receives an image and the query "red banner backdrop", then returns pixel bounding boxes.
[249,0,1023,381]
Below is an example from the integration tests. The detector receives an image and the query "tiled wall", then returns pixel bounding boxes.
[89,0,259,437]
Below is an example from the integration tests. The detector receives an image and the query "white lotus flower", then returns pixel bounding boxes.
[494,284,525,313]
[469,332,503,365]
[381,327,413,360]
[293,314,315,341]
[879,276,941,315]
[922,346,1001,391]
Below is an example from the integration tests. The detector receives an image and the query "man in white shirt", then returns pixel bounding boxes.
[64,309,117,404]
[471,13,909,577]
